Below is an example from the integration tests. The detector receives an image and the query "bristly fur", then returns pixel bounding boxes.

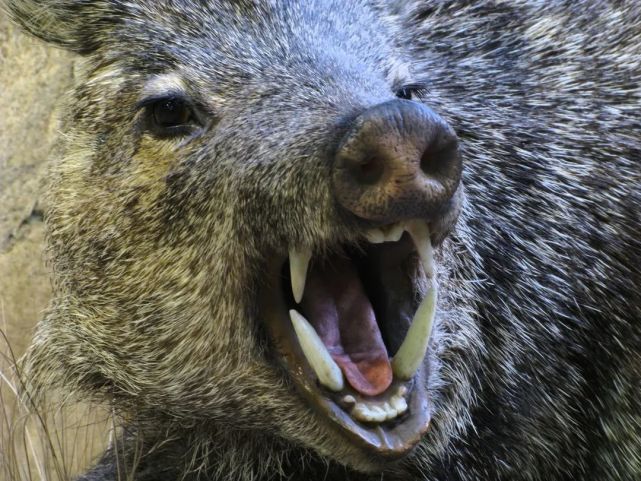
[3,0,641,480]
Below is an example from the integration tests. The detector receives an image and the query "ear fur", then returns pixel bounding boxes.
[4,0,123,54]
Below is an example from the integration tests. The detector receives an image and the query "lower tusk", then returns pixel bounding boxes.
[289,309,345,391]
[391,282,438,380]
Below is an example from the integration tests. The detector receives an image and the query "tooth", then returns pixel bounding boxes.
[381,402,396,420]
[390,395,408,415]
[352,403,369,421]
[391,283,438,380]
[385,223,405,242]
[365,229,385,244]
[289,309,344,392]
[342,395,356,406]
[353,403,386,423]
[369,405,387,422]
[366,224,405,244]
[289,248,312,303]
[405,220,434,278]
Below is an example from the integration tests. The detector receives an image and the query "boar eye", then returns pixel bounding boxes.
[153,98,192,127]
[138,95,201,138]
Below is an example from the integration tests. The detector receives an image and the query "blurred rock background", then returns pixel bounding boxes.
[0,12,72,356]
[1,14,110,481]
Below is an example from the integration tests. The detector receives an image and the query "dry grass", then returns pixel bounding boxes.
[0,326,112,481]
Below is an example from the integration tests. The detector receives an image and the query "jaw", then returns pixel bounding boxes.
[259,221,438,461]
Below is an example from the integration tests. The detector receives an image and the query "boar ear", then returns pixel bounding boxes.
[5,0,123,54]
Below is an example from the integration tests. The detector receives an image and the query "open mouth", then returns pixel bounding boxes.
[260,219,437,458]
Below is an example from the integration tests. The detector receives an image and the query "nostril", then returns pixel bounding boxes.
[347,156,385,185]
[333,100,463,223]
[420,136,459,179]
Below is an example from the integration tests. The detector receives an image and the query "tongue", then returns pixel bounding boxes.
[301,255,392,396]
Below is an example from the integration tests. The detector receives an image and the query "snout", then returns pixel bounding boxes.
[332,100,462,224]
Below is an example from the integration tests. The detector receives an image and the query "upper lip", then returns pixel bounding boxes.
[259,219,439,457]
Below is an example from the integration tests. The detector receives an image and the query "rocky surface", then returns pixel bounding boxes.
[0,18,109,481]
[0,14,73,356]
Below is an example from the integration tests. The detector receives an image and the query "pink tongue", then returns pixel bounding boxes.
[301,256,392,396]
